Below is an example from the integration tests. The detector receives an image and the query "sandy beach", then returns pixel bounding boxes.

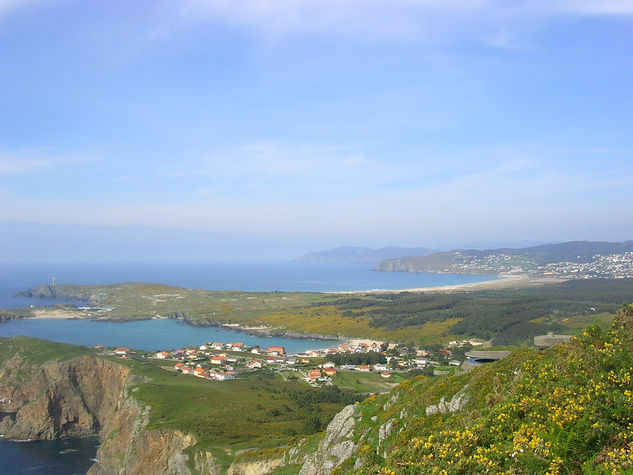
[30,308,79,319]
[338,275,567,295]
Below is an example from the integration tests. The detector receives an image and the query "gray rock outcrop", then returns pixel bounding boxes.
[425,385,470,416]
[300,404,358,475]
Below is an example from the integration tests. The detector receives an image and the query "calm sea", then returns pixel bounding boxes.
[0,318,338,353]
[0,261,495,474]
[0,436,98,475]
[0,260,496,308]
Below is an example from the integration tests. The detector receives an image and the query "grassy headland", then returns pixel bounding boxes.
[9,278,633,345]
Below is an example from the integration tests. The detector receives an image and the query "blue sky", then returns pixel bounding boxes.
[1,0,632,252]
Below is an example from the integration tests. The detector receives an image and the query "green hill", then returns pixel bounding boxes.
[292,304,633,474]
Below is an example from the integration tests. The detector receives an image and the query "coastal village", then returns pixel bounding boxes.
[94,338,480,390]
[441,251,633,278]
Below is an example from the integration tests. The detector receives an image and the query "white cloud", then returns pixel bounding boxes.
[0,0,57,16]
[167,141,401,197]
[182,0,484,36]
[175,0,633,44]
[545,0,633,15]
[0,149,98,175]
[5,150,630,245]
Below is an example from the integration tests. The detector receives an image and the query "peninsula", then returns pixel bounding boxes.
[6,277,633,346]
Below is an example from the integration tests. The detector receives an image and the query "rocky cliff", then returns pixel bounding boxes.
[16,284,95,302]
[299,404,358,474]
[0,348,222,474]
[0,311,29,323]
[0,356,131,439]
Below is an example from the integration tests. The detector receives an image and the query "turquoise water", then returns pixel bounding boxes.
[0,318,337,353]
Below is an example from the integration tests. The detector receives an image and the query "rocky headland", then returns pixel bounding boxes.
[0,344,223,474]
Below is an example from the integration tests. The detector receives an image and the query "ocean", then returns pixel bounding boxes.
[0,261,496,474]
[0,260,496,308]
[0,437,99,475]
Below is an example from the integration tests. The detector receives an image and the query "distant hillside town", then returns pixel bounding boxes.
[376,241,633,279]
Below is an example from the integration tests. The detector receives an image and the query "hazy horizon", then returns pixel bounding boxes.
[1,220,629,263]
[1,2,632,253]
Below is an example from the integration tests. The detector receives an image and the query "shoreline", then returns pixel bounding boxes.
[4,311,344,344]
[340,274,568,295]
[4,274,566,346]
[29,308,78,320]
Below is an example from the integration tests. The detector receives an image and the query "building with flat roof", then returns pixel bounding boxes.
[534,332,572,348]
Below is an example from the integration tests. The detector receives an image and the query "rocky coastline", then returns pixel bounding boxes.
[0,344,344,474]
[0,353,224,474]
[8,284,345,342]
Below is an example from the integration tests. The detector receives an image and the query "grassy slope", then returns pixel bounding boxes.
[120,360,348,463]
[332,371,408,393]
[0,336,90,367]
[0,337,354,471]
[328,305,633,474]
[257,304,460,343]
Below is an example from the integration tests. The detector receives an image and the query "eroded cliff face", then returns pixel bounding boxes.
[0,312,27,323]
[0,354,221,474]
[0,356,131,439]
[227,458,284,475]
[300,404,358,475]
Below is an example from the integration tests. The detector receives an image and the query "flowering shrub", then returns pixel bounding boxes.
[357,305,633,474]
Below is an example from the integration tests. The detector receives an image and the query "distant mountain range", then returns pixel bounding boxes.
[296,246,435,265]
[375,240,633,277]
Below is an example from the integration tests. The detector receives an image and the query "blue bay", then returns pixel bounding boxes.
[0,318,337,353]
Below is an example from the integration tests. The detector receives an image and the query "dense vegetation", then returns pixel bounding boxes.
[324,304,633,473]
[326,279,633,344]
